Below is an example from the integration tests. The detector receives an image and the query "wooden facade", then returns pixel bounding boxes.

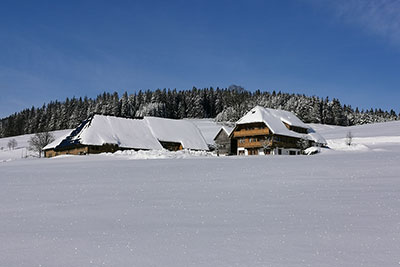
[231,122,306,156]
[282,122,308,134]
[44,144,133,158]
[44,142,187,158]
[214,128,232,155]
[232,122,270,138]
[159,141,183,151]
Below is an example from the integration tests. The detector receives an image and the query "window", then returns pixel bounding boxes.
[248,149,258,155]
[278,149,282,155]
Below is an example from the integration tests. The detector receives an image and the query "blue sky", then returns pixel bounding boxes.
[1,0,399,118]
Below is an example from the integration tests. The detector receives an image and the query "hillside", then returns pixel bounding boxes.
[0,129,72,161]
[1,87,398,138]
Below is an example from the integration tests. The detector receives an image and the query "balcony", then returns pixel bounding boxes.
[233,128,269,138]
[238,140,272,148]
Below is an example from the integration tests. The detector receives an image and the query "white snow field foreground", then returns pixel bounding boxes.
[1,121,400,266]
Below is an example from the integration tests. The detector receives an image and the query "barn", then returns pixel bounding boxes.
[43,114,208,158]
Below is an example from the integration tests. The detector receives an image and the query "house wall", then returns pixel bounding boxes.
[214,130,231,155]
[159,141,183,151]
[237,147,301,156]
[44,144,126,158]
[232,123,270,138]
[44,146,89,158]
[232,122,304,156]
[87,144,120,154]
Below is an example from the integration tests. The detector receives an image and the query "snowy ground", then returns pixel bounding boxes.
[1,121,400,266]
[0,129,72,162]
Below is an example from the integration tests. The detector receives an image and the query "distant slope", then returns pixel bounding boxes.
[309,121,400,139]
[0,129,72,161]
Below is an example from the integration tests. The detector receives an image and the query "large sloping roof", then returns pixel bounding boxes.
[144,117,209,150]
[44,115,163,151]
[236,106,327,145]
[213,126,233,141]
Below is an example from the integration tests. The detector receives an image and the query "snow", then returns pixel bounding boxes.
[79,115,163,150]
[237,106,309,130]
[45,115,211,151]
[309,121,400,152]
[304,146,321,155]
[309,120,400,140]
[0,129,72,161]
[1,121,400,266]
[144,117,209,150]
[188,119,234,145]
[213,126,234,141]
[43,130,73,150]
[237,106,327,145]
[221,126,233,135]
[44,115,164,150]
[307,129,328,146]
[110,149,215,159]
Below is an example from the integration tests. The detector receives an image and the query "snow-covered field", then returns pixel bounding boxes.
[1,121,400,266]
[0,129,73,162]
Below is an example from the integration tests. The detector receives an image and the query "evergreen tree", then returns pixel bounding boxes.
[0,87,398,138]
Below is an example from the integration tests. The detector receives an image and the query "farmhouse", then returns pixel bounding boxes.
[229,106,326,156]
[43,114,208,158]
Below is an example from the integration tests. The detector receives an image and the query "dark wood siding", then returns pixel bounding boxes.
[159,141,183,151]
[214,129,231,155]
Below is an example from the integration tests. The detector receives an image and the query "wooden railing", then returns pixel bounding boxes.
[237,140,272,148]
[233,128,269,137]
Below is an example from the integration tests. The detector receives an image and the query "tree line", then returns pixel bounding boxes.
[0,85,398,138]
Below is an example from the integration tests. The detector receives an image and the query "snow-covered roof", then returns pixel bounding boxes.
[236,106,327,145]
[44,115,163,151]
[307,129,327,146]
[43,131,73,150]
[213,126,233,141]
[44,115,210,151]
[144,117,209,150]
[221,126,233,135]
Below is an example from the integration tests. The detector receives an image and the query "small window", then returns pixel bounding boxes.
[278,149,282,155]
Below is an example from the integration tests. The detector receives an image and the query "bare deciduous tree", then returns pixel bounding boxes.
[345,131,353,146]
[7,139,17,150]
[28,132,55,158]
[262,135,274,154]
